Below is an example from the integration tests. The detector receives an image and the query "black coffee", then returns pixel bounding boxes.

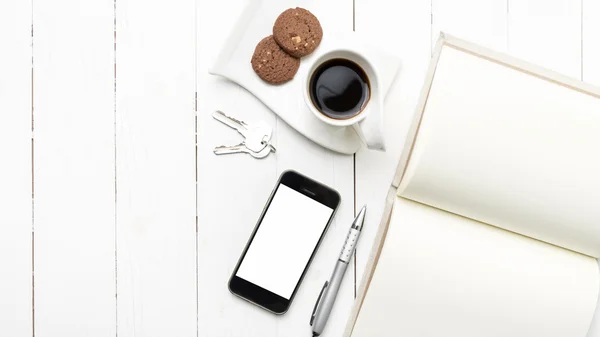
[309,58,370,120]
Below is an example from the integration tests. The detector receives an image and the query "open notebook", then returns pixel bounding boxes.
[344,34,600,337]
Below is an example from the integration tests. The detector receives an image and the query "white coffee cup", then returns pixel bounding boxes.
[303,49,385,151]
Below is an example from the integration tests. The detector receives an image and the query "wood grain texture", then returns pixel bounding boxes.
[0,0,32,335]
[32,0,116,335]
[353,0,431,300]
[115,0,197,335]
[508,0,581,78]
[196,0,354,336]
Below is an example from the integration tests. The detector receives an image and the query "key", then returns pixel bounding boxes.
[244,125,273,153]
[260,133,277,153]
[213,142,275,159]
[212,110,249,135]
[212,110,271,153]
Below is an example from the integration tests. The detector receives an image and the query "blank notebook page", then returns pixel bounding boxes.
[398,45,600,257]
[351,197,599,337]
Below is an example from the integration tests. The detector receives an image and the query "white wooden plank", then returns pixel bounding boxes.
[432,0,507,51]
[0,0,32,335]
[583,0,600,86]
[508,0,581,78]
[32,0,115,335]
[196,0,354,336]
[115,0,197,335]
[353,0,431,305]
[583,2,600,336]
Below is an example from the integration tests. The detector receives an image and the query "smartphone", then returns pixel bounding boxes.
[228,170,341,314]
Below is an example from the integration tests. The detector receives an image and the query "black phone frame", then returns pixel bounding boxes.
[228,170,341,314]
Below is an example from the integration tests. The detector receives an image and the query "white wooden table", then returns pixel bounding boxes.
[1,0,599,336]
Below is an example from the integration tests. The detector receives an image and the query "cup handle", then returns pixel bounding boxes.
[352,113,386,152]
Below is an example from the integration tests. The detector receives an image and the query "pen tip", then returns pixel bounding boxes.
[352,205,367,230]
[358,205,367,216]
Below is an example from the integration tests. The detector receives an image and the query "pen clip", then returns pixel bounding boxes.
[310,281,329,326]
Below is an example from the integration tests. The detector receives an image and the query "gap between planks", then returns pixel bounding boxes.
[113,0,118,335]
[30,13,35,337]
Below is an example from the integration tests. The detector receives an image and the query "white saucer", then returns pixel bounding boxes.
[209,0,401,154]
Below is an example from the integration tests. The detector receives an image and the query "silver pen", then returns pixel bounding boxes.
[310,205,366,337]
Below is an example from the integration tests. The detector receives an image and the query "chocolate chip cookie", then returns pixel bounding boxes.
[251,35,301,84]
[272,7,323,58]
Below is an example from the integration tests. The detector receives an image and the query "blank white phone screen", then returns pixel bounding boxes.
[236,184,334,300]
